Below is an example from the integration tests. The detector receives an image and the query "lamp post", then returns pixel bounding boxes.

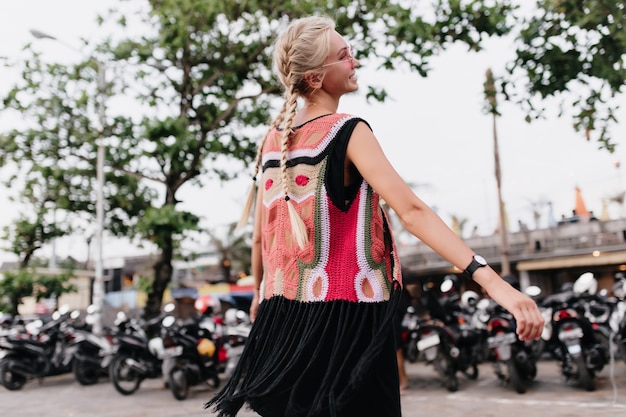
[30,29,106,335]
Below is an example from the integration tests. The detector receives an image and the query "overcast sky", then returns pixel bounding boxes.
[1,0,626,264]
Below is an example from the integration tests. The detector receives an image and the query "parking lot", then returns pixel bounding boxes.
[1,360,625,416]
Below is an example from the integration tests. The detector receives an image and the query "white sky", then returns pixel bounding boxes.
[1,0,626,263]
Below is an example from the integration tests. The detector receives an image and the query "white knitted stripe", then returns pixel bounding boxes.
[305,182,331,301]
[261,115,355,166]
[354,181,385,302]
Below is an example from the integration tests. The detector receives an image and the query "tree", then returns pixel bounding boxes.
[0,268,76,316]
[484,68,511,275]
[509,0,626,151]
[209,222,253,283]
[0,0,522,317]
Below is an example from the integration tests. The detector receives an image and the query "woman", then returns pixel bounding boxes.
[205,15,543,417]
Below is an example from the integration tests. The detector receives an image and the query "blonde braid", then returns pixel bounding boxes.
[239,16,334,240]
[236,108,286,231]
[280,86,308,248]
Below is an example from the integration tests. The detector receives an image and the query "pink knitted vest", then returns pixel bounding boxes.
[259,113,401,303]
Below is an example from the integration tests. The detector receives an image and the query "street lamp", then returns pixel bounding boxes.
[30,29,106,335]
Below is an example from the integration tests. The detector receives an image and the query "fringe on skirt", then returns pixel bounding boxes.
[204,281,402,417]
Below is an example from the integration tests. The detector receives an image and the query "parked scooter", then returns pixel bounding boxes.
[162,313,224,400]
[69,305,115,385]
[610,274,626,363]
[483,297,538,394]
[405,276,482,392]
[108,304,174,395]
[540,273,605,391]
[0,305,76,391]
[221,308,251,378]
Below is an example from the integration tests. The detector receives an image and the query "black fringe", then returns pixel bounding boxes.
[204,281,401,417]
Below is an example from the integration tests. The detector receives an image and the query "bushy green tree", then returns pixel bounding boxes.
[11,0,622,317]
[0,268,76,316]
[509,0,626,151]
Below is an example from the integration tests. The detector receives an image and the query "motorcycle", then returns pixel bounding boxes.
[405,276,481,392]
[610,275,626,363]
[540,273,605,391]
[0,305,76,391]
[221,308,251,378]
[108,304,174,395]
[162,314,225,400]
[69,306,116,385]
[483,298,538,393]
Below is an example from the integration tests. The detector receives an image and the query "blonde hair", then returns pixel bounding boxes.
[237,16,336,249]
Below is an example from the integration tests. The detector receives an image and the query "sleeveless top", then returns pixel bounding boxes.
[204,113,404,417]
[258,112,402,302]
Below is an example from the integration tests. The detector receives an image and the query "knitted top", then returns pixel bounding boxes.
[259,113,402,303]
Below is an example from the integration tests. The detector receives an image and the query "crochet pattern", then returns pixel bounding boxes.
[259,113,402,302]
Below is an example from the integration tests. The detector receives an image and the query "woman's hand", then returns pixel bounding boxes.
[486,278,545,341]
[250,289,261,323]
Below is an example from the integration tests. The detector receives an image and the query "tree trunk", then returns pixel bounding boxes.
[145,236,173,319]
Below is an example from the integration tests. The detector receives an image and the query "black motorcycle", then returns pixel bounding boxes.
[69,308,116,386]
[162,314,224,400]
[0,307,76,391]
[484,301,538,393]
[541,287,605,391]
[108,308,170,395]
[405,277,481,392]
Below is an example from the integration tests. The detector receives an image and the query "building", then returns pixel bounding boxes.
[398,217,626,295]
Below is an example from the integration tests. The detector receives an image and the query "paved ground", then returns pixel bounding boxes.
[1,360,626,416]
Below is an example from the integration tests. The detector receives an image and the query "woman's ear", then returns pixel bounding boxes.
[304,70,323,90]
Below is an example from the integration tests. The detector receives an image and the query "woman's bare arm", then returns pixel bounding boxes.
[345,122,544,341]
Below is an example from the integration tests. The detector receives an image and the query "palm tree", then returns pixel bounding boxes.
[209,223,252,283]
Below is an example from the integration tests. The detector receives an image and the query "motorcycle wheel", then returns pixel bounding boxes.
[461,363,479,380]
[433,349,458,392]
[0,360,27,391]
[507,360,526,394]
[574,355,595,392]
[109,354,142,395]
[169,366,189,401]
[406,339,419,363]
[73,359,100,386]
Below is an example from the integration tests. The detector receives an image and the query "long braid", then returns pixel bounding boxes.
[236,104,288,231]
[238,16,333,241]
[280,85,308,248]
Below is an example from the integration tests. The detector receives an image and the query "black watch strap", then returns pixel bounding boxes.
[464,255,488,277]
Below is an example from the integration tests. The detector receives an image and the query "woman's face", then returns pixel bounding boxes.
[320,31,360,96]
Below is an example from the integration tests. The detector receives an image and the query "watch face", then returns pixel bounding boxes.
[474,255,487,265]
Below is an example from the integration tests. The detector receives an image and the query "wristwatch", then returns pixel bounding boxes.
[463,254,488,277]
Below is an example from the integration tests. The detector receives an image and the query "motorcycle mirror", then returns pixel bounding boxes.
[86,304,98,314]
[573,272,597,295]
[116,311,128,322]
[163,303,176,313]
[162,315,176,328]
[525,286,542,297]
[85,315,95,325]
[440,279,454,293]
[58,304,70,315]
[70,310,80,320]
[476,299,490,311]
[52,311,61,320]
[25,319,43,335]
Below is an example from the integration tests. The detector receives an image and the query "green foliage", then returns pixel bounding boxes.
[510,0,626,151]
[208,222,253,281]
[3,0,623,314]
[0,268,76,315]
[137,205,200,249]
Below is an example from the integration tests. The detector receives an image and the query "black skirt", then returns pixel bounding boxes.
[204,283,402,417]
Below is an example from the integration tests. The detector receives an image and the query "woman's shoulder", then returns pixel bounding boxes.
[335,113,372,131]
